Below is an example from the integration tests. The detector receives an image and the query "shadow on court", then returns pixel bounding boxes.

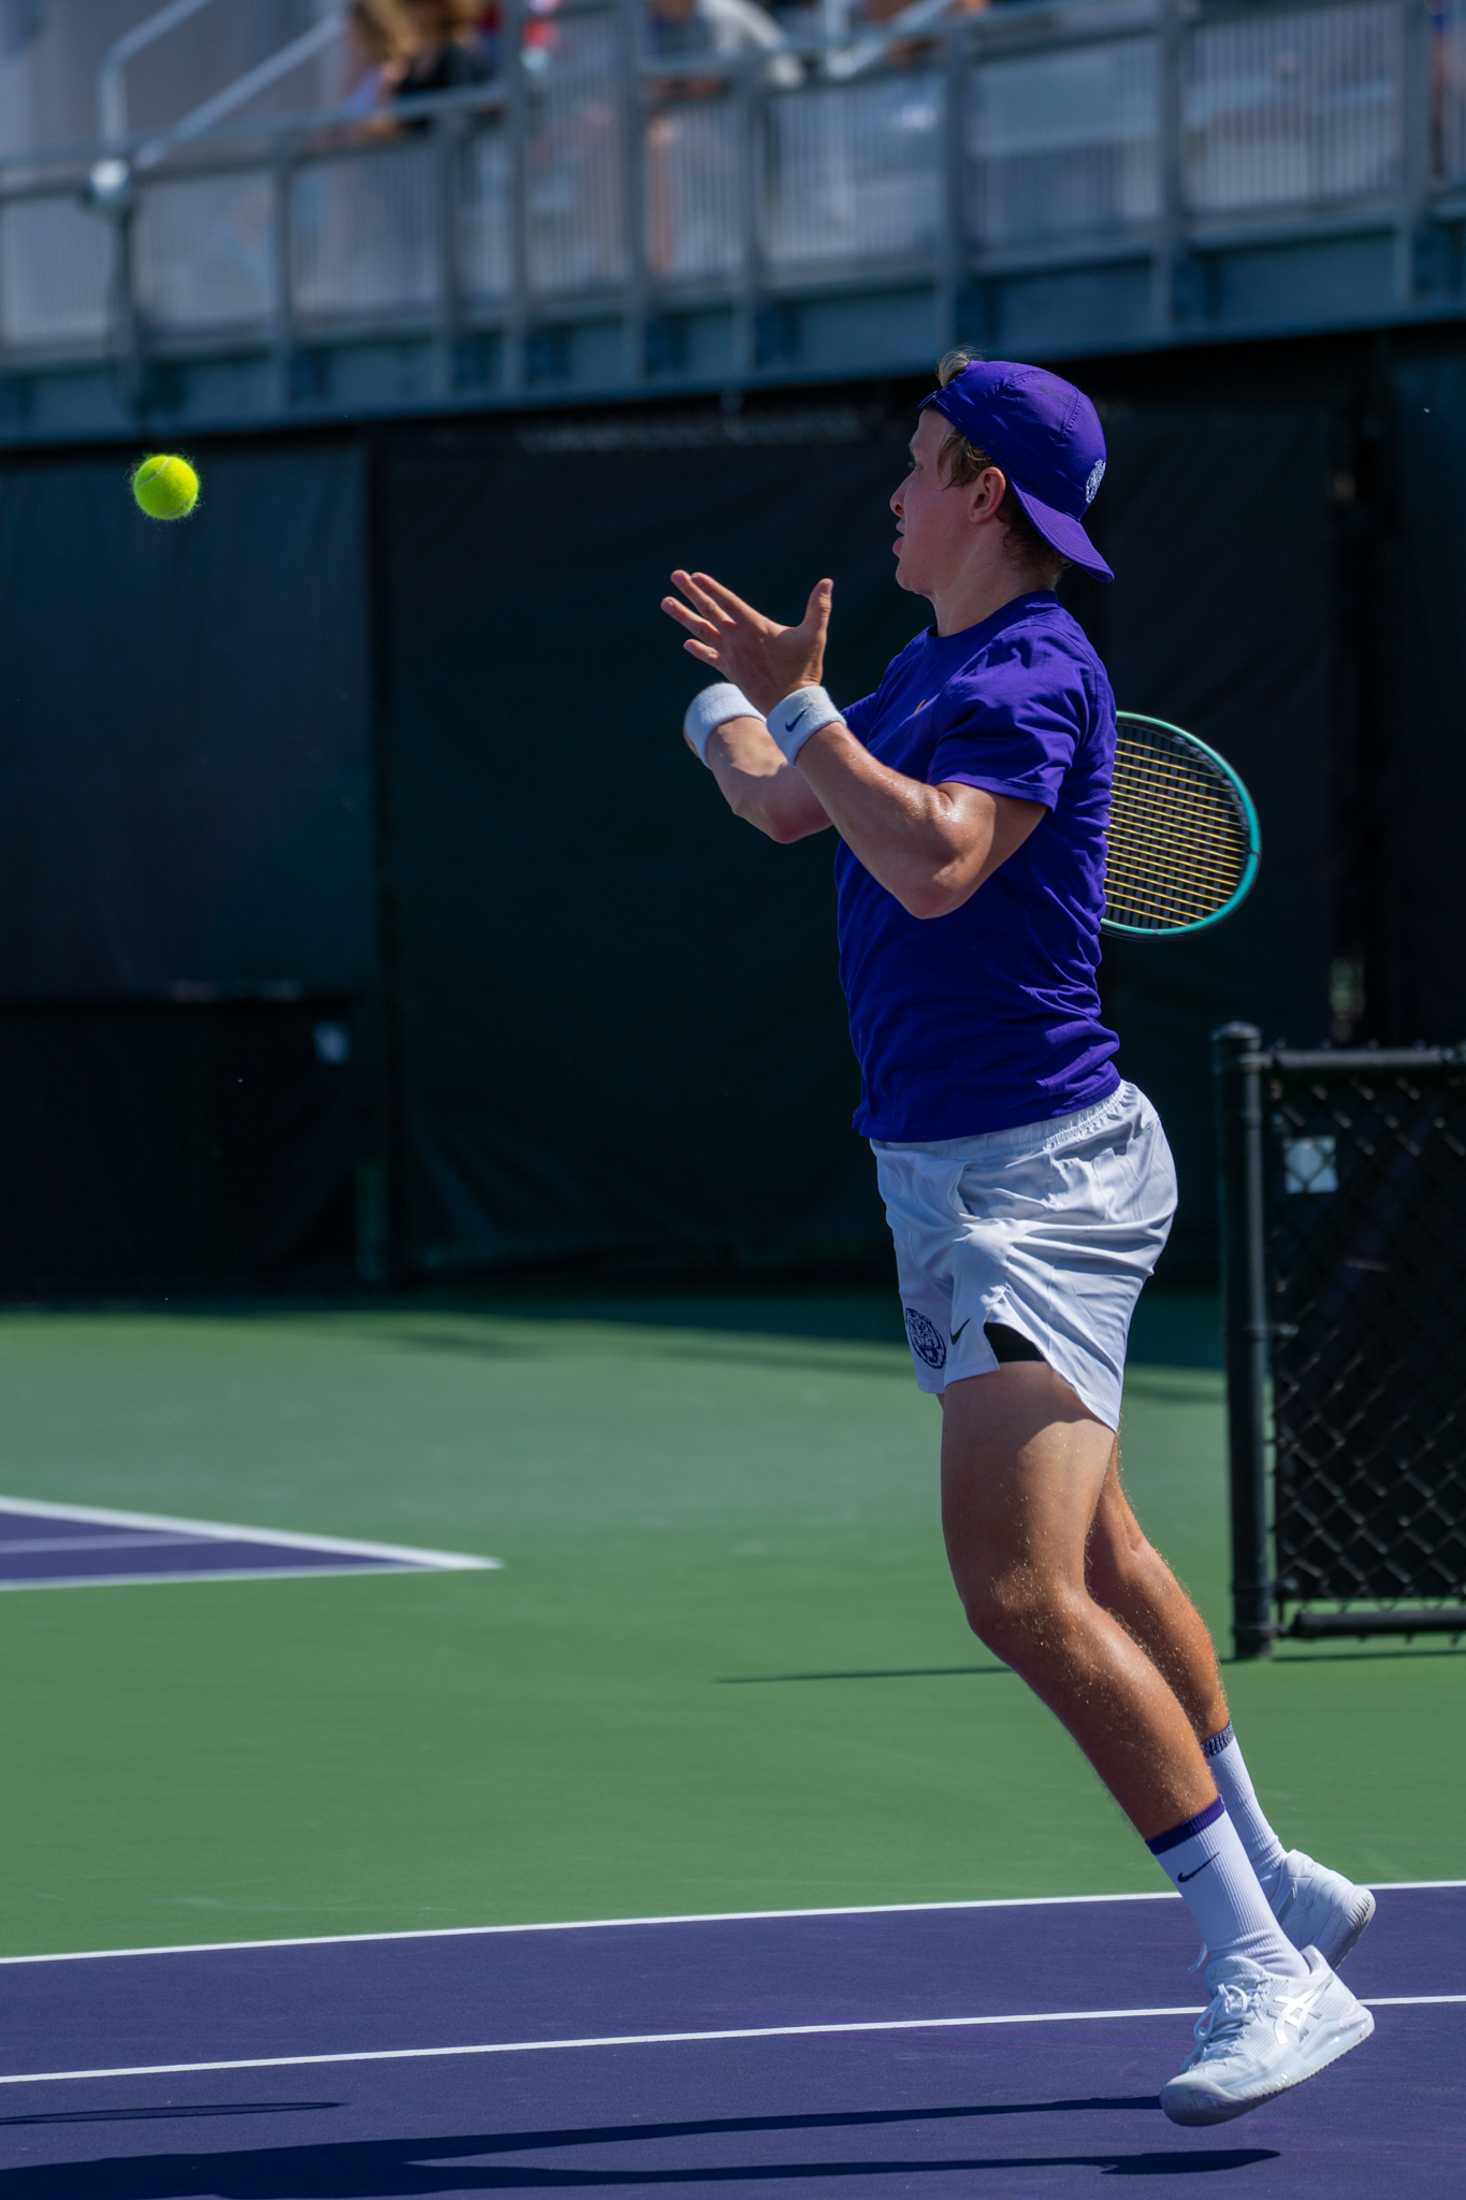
[0,2097,1279,2191]
[362,1328,921,1384]
[719,1664,1015,1685]
[2,1283,1226,1375]
[722,1652,1466,1687]
[1266,1649,1466,1665]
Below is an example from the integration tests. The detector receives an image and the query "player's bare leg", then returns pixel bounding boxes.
[1083,1439,1229,1742]
[938,1364,1213,1837]
[1086,1436,1376,1973]
[938,1359,1309,1981]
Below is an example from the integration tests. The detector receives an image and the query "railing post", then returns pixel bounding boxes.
[618,0,649,388]
[1214,1021,1275,1661]
[1396,0,1433,305]
[938,20,968,351]
[504,0,530,398]
[268,140,294,418]
[1152,0,1187,340]
[734,51,762,378]
[819,0,849,74]
[431,113,465,401]
[114,183,144,419]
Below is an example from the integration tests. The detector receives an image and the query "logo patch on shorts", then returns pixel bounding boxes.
[904,1307,947,1370]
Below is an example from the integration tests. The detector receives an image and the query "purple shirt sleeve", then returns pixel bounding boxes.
[925,637,1090,811]
[839,689,879,744]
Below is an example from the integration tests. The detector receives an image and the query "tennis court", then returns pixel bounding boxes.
[8,0,1466,2188]
[3,1282,1462,2193]
[5,1885,1463,2193]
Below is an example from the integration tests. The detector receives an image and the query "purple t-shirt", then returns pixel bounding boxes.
[834,589,1120,1141]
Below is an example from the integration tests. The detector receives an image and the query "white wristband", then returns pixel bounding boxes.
[683,682,761,765]
[766,685,842,765]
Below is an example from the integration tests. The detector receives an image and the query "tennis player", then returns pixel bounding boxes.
[661,354,1376,2125]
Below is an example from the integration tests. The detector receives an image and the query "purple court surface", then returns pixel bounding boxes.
[2,1883,1461,2196]
[0,1499,500,1591]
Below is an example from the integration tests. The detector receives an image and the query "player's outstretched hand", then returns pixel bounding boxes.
[661,570,832,718]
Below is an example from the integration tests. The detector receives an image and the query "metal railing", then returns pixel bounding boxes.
[1,0,1457,391]
[98,0,344,151]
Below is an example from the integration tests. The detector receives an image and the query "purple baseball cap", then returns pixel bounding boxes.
[918,358,1113,583]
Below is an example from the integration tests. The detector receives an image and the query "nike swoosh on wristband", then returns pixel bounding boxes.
[1177,1857,1218,1884]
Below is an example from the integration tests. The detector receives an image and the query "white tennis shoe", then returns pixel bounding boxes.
[1161,1944,1374,2126]
[1190,1848,1376,1973]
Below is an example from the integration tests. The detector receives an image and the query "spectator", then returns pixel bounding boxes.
[477,0,563,78]
[310,1,415,147]
[646,0,803,96]
[387,0,494,130]
[854,0,991,72]
[647,0,726,101]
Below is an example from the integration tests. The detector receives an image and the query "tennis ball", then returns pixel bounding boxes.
[132,454,200,522]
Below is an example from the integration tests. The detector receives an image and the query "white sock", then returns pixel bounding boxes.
[1146,1796,1306,1979]
[1202,1722,1288,1898]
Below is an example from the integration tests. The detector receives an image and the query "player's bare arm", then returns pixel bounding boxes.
[662,565,831,711]
[688,713,832,844]
[664,565,835,843]
[663,564,1043,908]
[792,725,1044,918]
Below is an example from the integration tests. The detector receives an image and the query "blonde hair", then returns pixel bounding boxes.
[934,347,1068,589]
[405,0,484,32]
[351,0,417,61]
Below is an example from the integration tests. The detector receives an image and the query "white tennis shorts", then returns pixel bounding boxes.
[872,1078,1178,1430]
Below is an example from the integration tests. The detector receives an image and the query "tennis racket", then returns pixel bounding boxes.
[1103,713,1260,938]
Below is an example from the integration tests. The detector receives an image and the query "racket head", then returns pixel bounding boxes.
[1103,711,1261,938]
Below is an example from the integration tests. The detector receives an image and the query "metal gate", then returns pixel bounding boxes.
[1214,1022,1466,1656]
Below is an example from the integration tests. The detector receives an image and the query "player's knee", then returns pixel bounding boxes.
[958,1566,1086,1657]
[1085,1524,1160,1609]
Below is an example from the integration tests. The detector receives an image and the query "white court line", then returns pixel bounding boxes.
[0,1534,217,1554]
[0,1495,500,1574]
[4,1880,1461,1968]
[0,1565,455,1596]
[3,1995,1464,2090]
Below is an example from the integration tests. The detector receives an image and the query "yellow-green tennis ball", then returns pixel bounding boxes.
[132,454,199,521]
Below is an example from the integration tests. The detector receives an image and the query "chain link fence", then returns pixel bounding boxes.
[1214,1023,1466,1655]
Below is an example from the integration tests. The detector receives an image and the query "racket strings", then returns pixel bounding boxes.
[1112,808,1247,871]
[1107,846,1241,920]
[1106,732,1251,928]
[1108,818,1245,888]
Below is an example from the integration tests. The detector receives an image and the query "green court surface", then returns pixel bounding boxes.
[1,1283,1460,1960]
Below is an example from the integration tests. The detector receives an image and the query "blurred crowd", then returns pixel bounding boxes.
[291,0,1466,297]
[341,0,1016,128]
[338,0,1466,113]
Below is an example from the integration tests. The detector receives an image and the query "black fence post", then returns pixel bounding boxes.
[1214,1021,1274,1659]
[362,427,410,1289]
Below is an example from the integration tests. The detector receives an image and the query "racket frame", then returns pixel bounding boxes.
[1104,710,1262,938]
